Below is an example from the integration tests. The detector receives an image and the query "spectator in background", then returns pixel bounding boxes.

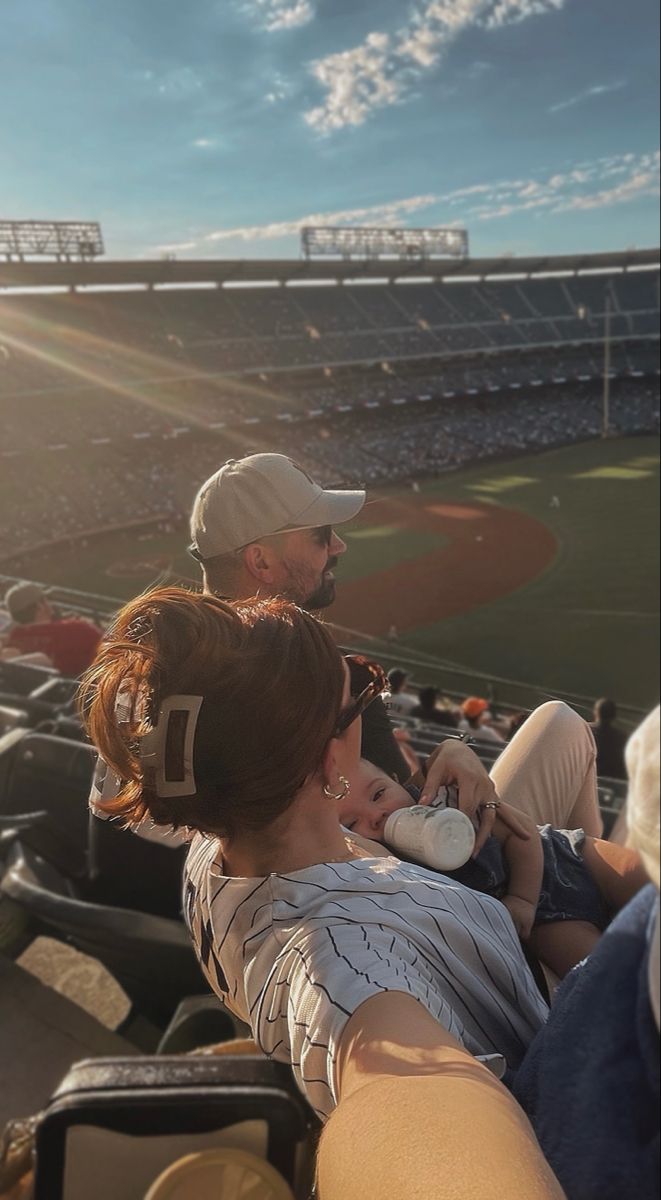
[411,685,459,729]
[590,698,628,781]
[2,582,103,678]
[460,697,506,746]
[507,711,531,741]
[384,668,418,718]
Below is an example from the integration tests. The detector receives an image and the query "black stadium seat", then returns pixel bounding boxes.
[30,676,79,712]
[0,691,70,728]
[87,816,188,920]
[38,714,87,742]
[0,730,95,878]
[0,660,58,696]
[2,843,209,1029]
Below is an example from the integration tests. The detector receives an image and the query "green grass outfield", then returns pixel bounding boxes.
[8,435,659,715]
[340,435,659,716]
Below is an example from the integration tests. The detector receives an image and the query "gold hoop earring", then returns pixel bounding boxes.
[323,776,350,802]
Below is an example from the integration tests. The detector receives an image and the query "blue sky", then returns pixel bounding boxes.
[1,0,659,260]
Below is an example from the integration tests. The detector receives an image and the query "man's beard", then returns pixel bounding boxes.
[302,574,337,611]
[282,556,338,611]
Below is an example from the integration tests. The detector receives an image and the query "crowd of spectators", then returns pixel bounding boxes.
[0,374,658,561]
[1,270,658,562]
[272,378,660,487]
[1,337,657,458]
[0,270,658,444]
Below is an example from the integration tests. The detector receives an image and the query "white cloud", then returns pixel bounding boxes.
[550,151,661,213]
[549,80,627,114]
[192,138,216,148]
[264,73,292,104]
[244,0,315,32]
[485,0,565,26]
[304,0,569,133]
[305,32,403,133]
[155,67,204,97]
[152,150,659,255]
[204,194,439,243]
[463,151,661,219]
[155,194,439,253]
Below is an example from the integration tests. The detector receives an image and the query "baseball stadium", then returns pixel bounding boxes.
[0,219,659,1199]
[1,230,659,715]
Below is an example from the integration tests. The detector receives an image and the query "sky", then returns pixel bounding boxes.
[1,0,659,261]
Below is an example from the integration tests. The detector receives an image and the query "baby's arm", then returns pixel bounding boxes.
[492,804,544,939]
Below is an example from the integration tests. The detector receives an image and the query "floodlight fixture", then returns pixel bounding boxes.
[0,219,104,262]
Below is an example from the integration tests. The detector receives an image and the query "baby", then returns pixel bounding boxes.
[339,759,647,978]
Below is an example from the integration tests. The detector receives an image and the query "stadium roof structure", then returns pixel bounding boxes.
[0,246,657,290]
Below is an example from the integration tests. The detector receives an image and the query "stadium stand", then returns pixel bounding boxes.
[0,249,659,559]
[0,372,657,558]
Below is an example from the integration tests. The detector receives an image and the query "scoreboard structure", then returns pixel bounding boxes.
[301,225,469,261]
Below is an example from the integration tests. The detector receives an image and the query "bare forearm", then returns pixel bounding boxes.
[504,828,544,906]
[317,1070,566,1200]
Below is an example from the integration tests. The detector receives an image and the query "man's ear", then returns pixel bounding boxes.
[242,541,278,585]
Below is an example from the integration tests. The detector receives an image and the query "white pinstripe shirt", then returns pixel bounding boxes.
[184,833,548,1120]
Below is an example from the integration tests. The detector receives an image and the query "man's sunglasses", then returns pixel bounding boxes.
[188,525,334,564]
[333,654,388,737]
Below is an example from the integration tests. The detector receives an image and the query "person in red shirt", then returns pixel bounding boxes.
[3,582,103,678]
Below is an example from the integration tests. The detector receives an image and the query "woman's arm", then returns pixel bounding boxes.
[494,805,545,939]
[317,992,565,1200]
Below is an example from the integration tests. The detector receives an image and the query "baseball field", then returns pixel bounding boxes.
[8,434,659,717]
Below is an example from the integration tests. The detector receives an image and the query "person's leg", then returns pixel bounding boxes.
[528,921,602,979]
[581,836,649,912]
[490,701,603,836]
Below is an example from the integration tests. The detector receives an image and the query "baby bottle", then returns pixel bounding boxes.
[383,786,475,871]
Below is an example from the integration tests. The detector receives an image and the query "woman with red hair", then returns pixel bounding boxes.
[81,587,564,1200]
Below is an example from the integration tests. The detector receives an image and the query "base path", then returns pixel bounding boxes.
[331,498,558,637]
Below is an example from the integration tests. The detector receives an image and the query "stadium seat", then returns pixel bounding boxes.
[87,815,188,920]
[2,842,209,1029]
[0,703,29,735]
[0,660,58,696]
[157,994,250,1054]
[38,714,86,742]
[30,676,79,712]
[596,778,629,839]
[0,730,95,878]
[0,690,72,729]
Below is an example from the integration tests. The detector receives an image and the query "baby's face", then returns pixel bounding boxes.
[338,759,413,840]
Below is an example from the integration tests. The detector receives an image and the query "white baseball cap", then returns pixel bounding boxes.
[190,454,366,560]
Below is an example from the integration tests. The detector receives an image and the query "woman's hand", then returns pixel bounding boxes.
[502,895,537,940]
[420,740,531,855]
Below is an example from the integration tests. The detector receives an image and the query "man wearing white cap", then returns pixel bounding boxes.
[189,454,365,611]
[189,453,411,780]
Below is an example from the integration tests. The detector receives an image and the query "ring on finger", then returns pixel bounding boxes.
[481,801,501,811]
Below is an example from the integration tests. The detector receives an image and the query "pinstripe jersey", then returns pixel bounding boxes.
[184,832,549,1120]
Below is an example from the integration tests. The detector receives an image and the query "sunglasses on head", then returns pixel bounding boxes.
[333,654,388,738]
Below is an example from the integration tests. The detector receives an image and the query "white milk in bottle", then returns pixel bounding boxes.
[384,785,476,871]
